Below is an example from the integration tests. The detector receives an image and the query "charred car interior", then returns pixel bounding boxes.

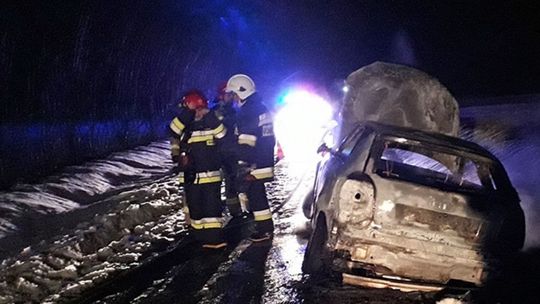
[302,121,525,291]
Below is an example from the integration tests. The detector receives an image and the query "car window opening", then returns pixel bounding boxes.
[376,139,496,193]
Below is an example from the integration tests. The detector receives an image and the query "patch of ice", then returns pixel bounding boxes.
[62,279,94,296]
[108,253,140,263]
[45,256,67,270]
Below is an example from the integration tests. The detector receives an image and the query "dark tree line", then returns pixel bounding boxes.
[0,0,252,188]
[0,0,244,123]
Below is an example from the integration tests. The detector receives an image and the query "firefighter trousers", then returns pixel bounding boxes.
[222,155,242,216]
[184,182,225,245]
[245,180,274,234]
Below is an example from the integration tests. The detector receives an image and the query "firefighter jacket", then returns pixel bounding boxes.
[211,102,237,157]
[169,108,227,184]
[235,93,276,181]
[212,101,236,130]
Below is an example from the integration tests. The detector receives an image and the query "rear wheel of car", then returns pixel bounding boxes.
[496,205,526,256]
[302,215,329,274]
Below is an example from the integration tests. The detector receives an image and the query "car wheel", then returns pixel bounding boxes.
[302,215,329,274]
[302,189,315,219]
[497,205,526,255]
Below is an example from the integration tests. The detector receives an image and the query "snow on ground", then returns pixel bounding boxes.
[0,141,188,303]
[0,166,185,302]
[0,143,302,303]
[0,142,172,239]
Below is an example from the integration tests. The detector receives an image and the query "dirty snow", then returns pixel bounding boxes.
[0,141,186,303]
[0,179,186,303]
[0,144,309,303]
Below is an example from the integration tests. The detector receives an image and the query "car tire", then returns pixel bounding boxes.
[497,205,526,255]
[302,189,315,219]
[302,215,329,274]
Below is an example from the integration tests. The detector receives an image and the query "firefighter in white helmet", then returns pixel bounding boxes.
[225,74,275,241]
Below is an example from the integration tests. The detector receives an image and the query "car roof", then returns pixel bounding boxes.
[358,121,496,159]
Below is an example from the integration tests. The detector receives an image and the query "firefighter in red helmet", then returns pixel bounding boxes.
[169,90,228,249]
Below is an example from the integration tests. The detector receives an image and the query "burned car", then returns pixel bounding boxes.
[302,121,525,290]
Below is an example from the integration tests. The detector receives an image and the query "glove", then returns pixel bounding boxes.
[178,152,190,167]
[172,149,193,175]
[236,161,255,193]
[236,161,251,175]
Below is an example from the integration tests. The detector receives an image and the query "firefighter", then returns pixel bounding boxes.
[225,74,276,242]
[169,90,228,249]
[211,83,243,217]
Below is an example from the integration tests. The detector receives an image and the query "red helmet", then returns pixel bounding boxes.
[182,90,208,110]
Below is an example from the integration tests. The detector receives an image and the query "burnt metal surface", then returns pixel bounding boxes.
[311,123,524,288]
[394,203,483,242]
[339,62,460,142]
[342,274,444,292]
[360,121,501,159]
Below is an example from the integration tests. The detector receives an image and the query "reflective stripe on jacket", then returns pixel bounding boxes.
[178,170,222,184]
[235,93,276,180]
[190,216,224,229]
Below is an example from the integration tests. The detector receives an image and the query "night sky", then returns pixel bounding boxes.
[229,1,540,99]
[2,0,540,122]
[1,0,539,187]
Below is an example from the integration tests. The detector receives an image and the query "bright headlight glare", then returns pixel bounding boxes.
[274,89,333,160]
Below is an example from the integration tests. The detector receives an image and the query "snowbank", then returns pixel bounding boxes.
[0,141,172,239]
[0,176,185,303]
[0,119,170,190]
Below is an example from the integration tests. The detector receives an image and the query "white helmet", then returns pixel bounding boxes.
[225,74,256,100]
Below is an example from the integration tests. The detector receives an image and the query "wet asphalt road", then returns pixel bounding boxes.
[72,160,540,304]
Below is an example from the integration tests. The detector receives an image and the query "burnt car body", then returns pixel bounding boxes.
[302,121,525,290]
